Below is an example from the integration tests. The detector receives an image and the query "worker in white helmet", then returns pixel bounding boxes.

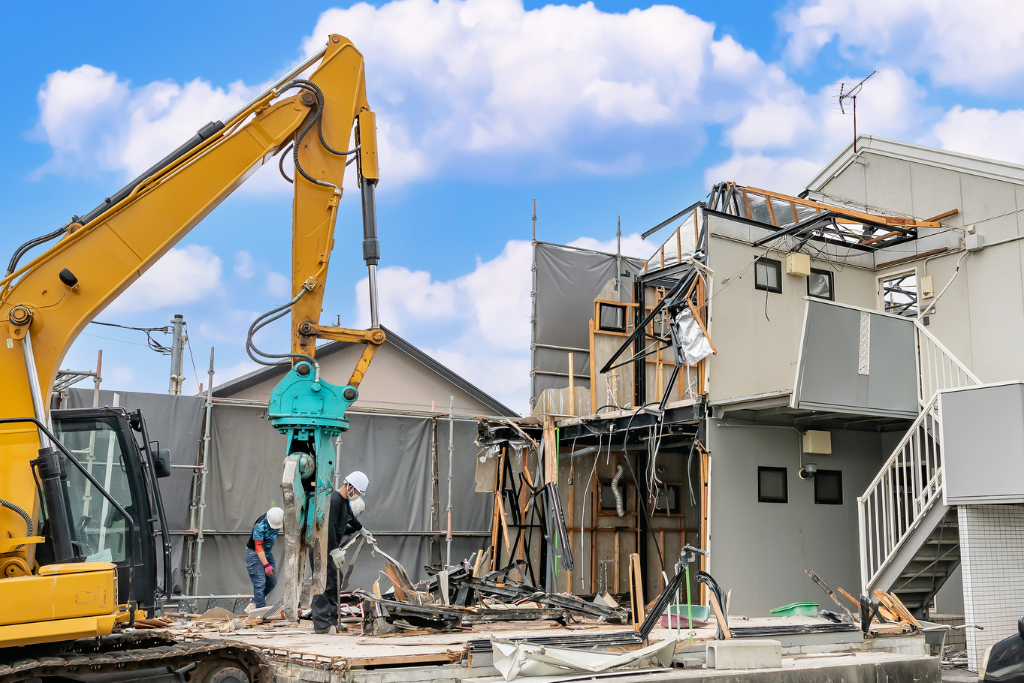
[245,506,283,610]
[311,471,370,633]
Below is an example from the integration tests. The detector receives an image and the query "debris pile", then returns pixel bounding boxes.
[356,556,629,635]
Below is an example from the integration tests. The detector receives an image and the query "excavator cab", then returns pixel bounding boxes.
[49,407,173,617]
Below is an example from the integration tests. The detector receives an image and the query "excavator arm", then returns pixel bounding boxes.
[0,34,384,645]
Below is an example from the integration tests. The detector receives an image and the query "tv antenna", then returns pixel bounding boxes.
[837,71,875,153]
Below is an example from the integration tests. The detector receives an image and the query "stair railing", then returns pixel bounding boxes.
[858,320,980,594]
[858,393,943,594]
[915,320,981,406]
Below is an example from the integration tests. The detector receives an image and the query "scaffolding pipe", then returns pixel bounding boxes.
[429,418,440,566]
[530,200,538,411]
[446,396,454,568]
[191,347,215,594]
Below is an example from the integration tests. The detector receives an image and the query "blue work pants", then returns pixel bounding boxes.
[245,547,277,608]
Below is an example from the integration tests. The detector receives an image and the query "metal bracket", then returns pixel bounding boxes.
[299,323,385,346]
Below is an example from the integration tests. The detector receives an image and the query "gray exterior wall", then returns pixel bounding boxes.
[221,342,498,415]
[812,139,1024,385]
[793,301,918,418]
[942,382,1024,505]
[705,225,877,405]
[707,418,888,616]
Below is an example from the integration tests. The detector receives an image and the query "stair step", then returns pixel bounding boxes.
[898,570,950,579]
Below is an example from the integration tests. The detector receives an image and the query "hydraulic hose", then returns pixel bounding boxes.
[0,498,33,549]
[245,288,320,380]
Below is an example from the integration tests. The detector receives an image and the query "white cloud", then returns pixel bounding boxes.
[706,67,928,193]
[704,154,825,195]
[234,251,255,279]
[352,233,645,413]
[36,66,253,178]
[107,245,222,313]
[301,0,744,178]
[933,106,1024,165]
[568,233,649,259]
[266,271,290,298]
[781,0,1024,93]
[34,0,791,187]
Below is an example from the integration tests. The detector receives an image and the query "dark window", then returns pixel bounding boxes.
[654,485,681,514]
[807,268,834,300]
[601,482,627,511]
[754,258,782,293]
[814,470,844,505]
[598,303,627,332]
[758,466,788,503]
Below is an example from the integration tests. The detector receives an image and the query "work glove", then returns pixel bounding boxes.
[263,564,274,578]
[358,528,373,541]
[330,547,345,568]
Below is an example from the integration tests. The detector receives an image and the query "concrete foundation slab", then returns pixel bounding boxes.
[706,640,782,670]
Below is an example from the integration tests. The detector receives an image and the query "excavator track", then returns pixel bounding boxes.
[0,631,272,683]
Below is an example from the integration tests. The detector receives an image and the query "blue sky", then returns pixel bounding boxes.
[4,0,1024,413]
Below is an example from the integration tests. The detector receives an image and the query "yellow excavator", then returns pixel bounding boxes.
[0,35,386,682]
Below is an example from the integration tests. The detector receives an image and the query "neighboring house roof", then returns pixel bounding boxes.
[213,325,518,417]
[806,135,1024,193]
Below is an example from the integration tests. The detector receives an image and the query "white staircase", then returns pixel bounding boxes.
[858,321,980,614]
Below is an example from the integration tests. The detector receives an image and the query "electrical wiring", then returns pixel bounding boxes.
[90,320,171,354]
[183,322,201,393]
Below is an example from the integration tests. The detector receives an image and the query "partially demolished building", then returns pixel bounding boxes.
[514,135,1024,671]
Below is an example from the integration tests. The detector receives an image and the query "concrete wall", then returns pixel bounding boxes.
[705,225,878,404]
[821,150,1024,384]
[707,418,887,616]
[224,342,497,414]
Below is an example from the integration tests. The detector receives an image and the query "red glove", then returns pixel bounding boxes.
[263,564,274,578]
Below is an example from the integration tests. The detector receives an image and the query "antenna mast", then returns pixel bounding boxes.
[837,71,876,153]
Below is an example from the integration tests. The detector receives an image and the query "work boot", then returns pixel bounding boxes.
[244,602,257,613]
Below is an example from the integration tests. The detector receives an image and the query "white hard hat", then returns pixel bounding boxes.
[350,497,365,516]
[267,507,284,529]
[345,471,369,495]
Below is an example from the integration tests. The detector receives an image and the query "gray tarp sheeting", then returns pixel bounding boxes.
[64,390,493,599]
[532,242,644,405]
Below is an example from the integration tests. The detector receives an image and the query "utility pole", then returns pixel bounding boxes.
[168,314,185,395]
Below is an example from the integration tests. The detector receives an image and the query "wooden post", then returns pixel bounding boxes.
[543,416,558,485]
[589,319,597,415]
[567,471,575,592]
[629,553,645,631]
[568,352,575,416]
[614,532,620,593]
[489,447,503,570]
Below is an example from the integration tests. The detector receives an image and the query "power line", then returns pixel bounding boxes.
[90,320,172,354]
[184,322,201,394]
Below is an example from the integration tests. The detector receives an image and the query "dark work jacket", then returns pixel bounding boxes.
[328,490,363,551]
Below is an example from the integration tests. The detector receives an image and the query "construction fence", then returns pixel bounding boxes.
[63,388,493,601]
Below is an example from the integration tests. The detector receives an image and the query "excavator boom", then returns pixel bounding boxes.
[0,34,384,652]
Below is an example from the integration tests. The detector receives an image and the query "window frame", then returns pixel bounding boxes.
[597,302,628,333]
[754,257,783,294]
[814,469,844,505]
[807,267,835,301]
[757,466,789,504]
